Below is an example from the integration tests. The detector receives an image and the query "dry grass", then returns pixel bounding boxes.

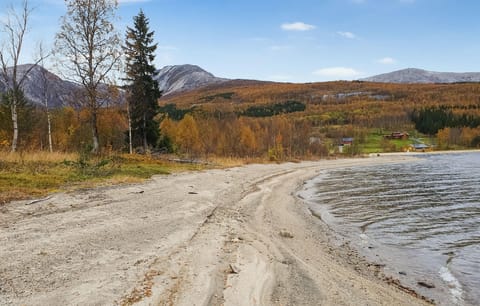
[0,151,173,205]
[0,151,77,163]
[0,151,299,205]
[206,156,270,168]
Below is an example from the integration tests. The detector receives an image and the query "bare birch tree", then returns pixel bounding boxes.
[55,0,121,153]
[0,0,41,152]
[37,43,53,152]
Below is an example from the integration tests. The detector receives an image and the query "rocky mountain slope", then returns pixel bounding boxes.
[362,68,480,84]
[0,64,79,108]
[154,64,227,96]
[0,64,226,107]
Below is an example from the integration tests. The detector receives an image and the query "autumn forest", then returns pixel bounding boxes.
[3,79,480,159]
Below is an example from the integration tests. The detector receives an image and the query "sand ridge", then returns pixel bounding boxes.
[0,156,430,305]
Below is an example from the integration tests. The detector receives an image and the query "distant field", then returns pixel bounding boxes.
[362,132,413,153]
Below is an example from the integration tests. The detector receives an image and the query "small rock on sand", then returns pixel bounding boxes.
[279,230,294,238]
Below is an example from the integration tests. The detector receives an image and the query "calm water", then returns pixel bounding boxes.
[300,153,480,305]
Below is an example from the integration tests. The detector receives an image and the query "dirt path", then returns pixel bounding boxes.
[0,157,429,306]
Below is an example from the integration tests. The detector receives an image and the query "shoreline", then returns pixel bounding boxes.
[293,158,439,305]
[368,149,480,157]
[299,170,449,305]
[299,150,480,305]
[0,156,432,305]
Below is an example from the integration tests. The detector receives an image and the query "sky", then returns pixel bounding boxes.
[3,0,480,83]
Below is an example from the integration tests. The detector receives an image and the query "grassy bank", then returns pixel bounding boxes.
[2,140,472,205]
[0,152,206,205]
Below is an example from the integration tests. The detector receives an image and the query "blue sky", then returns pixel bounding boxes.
[4,0,480,82]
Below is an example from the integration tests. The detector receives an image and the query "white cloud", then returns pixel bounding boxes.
[337,31,356,39]
[377,57,396,64]
[313,67,361,79]
[281,22,316,31]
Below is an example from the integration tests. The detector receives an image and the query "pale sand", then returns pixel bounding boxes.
[0,156,432,306]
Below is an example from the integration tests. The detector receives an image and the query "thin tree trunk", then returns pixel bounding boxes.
[11,96,18,152]
[127,100,133,154]
[41,54,53,153]
[42,73,53,152]
[91,110,99,153]
[47,110,53,152]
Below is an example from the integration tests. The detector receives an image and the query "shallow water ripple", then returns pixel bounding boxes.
[309,153,480,305]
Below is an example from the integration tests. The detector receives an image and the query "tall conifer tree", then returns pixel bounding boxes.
[124,10,160,153]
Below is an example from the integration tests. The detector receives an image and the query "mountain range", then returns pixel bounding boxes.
[2,64,480,108]
[154,64,227,96]
[0,64,78,108]
[361,68,480,84]
[0,64,228,107]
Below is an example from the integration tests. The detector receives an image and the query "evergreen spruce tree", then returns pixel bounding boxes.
[124,10,161,153]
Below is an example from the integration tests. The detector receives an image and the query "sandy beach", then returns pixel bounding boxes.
[0,156,432,306]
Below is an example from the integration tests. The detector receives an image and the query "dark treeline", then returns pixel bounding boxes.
[412,106,480,135]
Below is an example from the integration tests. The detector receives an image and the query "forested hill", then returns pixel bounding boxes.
[157,80,480,155]
[159,78,480,109]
